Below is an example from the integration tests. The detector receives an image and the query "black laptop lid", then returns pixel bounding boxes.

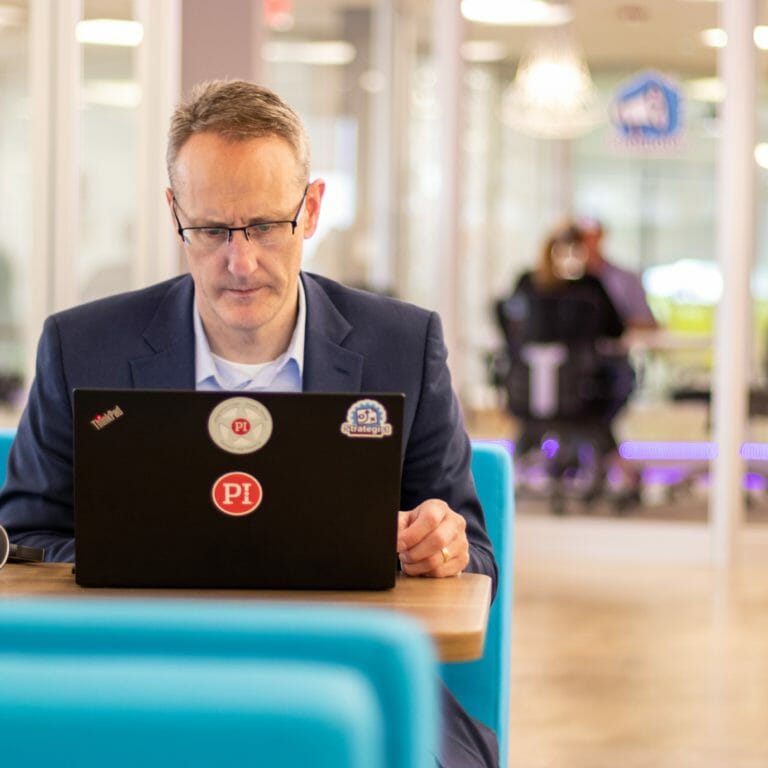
[73,390,404,590]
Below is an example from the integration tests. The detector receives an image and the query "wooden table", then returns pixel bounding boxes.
[0,563,491,662]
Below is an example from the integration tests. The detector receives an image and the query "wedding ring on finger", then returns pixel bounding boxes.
[441,546,450,564]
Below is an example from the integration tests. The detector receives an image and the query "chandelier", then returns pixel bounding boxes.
[503,26,602,140]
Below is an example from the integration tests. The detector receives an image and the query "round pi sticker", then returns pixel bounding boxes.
[207,397,273,454]
[211,472,263,516]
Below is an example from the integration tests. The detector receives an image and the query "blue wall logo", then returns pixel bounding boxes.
[610,70,683,148]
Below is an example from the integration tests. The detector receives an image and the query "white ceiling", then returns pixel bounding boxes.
[4,0,764,80]
[284,0,767,78]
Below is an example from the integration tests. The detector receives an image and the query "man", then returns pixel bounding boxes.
[0,80,498,767]
[578,216,658,331]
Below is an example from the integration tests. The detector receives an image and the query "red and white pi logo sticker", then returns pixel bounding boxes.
[211,472,263,516]
[231,418,251,435]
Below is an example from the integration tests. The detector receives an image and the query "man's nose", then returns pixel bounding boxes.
[225,231,258,276]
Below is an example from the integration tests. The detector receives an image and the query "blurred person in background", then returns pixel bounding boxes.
[496,221,642,505]
[578,216,658,332]
[497,221,626,426]
[505,222,624,344]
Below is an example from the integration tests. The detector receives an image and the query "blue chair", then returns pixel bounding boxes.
[442,441,515,767]
[0,427,14,488]
[0,656,384,767]
[0,599,438,768]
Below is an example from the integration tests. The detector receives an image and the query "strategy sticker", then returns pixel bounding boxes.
[211,471,263,516]
[340,399,393,438]
[207,396,273,454]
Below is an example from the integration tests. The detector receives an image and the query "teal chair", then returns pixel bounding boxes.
[442,441,515,767]
[0,656,384,767]
[0,599,438,768]
[0,427,14,488]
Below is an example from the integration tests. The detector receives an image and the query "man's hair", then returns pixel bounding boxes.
[167,79,310,188]
[576,215,603,236]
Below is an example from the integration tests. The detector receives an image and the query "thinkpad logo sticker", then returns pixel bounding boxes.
[90,405,124,431]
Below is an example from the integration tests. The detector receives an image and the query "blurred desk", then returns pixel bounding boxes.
[626,330,713,398]
[0,563,491,662]
[625,328,712,354]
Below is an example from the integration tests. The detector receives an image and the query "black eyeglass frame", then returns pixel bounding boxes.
[172,185,310,246]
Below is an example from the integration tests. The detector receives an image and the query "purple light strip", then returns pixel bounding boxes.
[619,441,718,461]
[496,438,768,462]
[740,443,768,461]
[618,441,768,462]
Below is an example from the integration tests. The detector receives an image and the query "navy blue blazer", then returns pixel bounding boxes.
[0,272,497,591]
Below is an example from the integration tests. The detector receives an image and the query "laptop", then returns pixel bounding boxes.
[73,389,404,590]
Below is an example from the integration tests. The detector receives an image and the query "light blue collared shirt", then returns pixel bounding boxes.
[194,279,306,392]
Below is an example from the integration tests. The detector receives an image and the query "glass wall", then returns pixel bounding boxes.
[0,1,29,412]
[456,4,723,520]
[263,2,374,288]
[79,0,141,303]
[0,0,177,425]
[260,0,768,528]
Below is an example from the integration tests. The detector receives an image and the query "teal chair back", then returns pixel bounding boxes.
[441,441,515,767]
[0,656,384,767]
[0,427,14,488]
[0,599,438,768]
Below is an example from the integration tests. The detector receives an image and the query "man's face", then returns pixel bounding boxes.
[167,132,323,355]
[581,228,603,268]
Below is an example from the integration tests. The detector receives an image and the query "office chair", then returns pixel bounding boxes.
[0,599,438,768]
[441,441,515,767]
[0,656,384,768]
[495,294,619,513]
[0,427,14,488]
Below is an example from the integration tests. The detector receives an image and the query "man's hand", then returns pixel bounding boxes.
[397,499,469,577]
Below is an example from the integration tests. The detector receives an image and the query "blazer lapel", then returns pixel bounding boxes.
[302,273,363,392]
[126,273,364,392]
[129,275,197,389]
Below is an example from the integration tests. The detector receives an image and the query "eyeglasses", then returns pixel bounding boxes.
[172,185,309,253]
[0,525,45,569]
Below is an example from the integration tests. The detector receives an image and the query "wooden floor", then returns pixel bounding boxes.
[507,555,768,768]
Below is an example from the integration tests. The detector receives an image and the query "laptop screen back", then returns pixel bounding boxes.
[73,390,404,590]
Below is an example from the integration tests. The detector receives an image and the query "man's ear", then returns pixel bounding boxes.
[165,188,182,241]
[302,180,326,239]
